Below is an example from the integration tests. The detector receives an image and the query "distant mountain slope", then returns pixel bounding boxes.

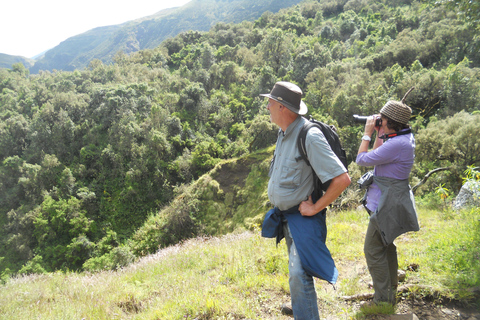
[0,53,34,70]
[29,0,303,73]
[29,25,123,73]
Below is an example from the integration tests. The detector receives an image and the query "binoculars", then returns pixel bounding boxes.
[353,115,382,127]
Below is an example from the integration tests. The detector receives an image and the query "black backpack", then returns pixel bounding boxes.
[296,116,348,198]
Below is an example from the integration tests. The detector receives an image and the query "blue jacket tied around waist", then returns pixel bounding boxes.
[262,207,338,284]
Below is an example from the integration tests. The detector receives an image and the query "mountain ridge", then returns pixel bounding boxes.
[0,53,35,69]
[2,0,303,73]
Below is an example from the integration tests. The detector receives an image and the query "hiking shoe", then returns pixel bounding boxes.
[360,300,395,311]
[281,303,293,316]
[360,300,376,309]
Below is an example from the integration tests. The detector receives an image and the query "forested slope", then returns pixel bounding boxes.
[1,0,479,278]
[0,54,34,70]
[28,0,304,73]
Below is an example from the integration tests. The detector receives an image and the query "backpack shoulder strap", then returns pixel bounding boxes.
[296,119,325,199]
[296,120,320,167]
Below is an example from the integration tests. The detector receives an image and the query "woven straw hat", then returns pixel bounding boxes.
[260,81,308,115]
[380,87,415,125]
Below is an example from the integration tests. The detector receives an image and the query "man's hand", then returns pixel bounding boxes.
[299,173,351,216]
[299,195,317,216]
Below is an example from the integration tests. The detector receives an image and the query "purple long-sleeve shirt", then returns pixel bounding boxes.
[356,130,415,212]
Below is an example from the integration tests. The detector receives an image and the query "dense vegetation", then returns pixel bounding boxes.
[1,0,479,279]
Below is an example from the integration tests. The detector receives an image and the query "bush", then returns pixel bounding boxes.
[17,256,47,275]
[83,246,135,271]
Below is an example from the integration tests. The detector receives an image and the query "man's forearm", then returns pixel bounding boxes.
[313,172,351,212]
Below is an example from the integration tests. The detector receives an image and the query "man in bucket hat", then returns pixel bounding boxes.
[356,88,419,308]
[260,81,351,319]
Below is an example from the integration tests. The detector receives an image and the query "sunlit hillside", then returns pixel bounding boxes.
[1,0,479,303]
[1,206,479,319]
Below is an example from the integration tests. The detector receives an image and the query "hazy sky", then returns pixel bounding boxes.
[0,0,191,58]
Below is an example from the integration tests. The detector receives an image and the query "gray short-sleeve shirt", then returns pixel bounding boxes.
[267,116,347,211]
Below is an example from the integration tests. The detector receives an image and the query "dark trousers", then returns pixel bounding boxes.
[364,221,398,304]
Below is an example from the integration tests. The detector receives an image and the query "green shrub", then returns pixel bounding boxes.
[17,256,47,275]
[83,246,135,271]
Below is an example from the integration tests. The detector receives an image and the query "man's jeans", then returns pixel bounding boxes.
[283,222,320,320]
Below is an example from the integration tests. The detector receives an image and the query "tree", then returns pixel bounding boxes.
[339,10,360,40]
[0,156,24,210]
[0,114,29,160]
[414,111,480,193]
[191,140,223,176]
[11,63,29,77]
[246,114,278,152]
[179,83,207,113]
[434,0,480,30]
[33,196,93,271]
[440,58,480,117]
[260,28,292,74]
[291,49,319,86]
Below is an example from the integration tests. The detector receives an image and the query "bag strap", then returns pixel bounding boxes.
[296,121,318,166]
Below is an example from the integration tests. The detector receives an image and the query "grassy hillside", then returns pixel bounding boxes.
[1,145,479,318]
[127,146,273,259]
[1,0,479,282]
[1,206,478,319]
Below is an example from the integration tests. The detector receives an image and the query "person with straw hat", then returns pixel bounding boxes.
[260,81,351,319]
[356,88,420,307]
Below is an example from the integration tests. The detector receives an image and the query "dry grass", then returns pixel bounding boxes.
[1,207,479,319]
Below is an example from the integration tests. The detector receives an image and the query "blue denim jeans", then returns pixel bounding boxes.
[283,222,320,320]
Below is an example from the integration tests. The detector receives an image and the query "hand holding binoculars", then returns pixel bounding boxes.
[353,115,382,127]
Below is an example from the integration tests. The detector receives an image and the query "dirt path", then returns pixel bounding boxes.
[365,299,480,319]
[260,296,480,319]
